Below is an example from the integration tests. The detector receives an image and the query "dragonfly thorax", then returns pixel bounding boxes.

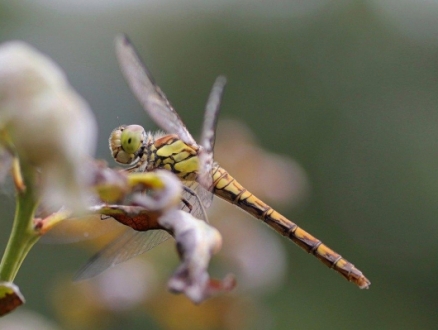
[145,133,200,180]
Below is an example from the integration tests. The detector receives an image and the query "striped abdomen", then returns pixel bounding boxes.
[211,165,370,289]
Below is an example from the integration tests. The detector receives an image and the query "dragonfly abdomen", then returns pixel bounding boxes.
[212,165,370,289]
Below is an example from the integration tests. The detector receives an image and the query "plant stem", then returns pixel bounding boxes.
[0,162,39,282]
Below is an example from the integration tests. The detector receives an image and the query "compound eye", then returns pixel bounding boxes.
[120,125,145,154]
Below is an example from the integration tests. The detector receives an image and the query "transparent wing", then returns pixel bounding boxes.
[115,34,196,146]
[74,228,171,281]
[180,183,209,222]
[198,76,226,208]
[41,214,125,244]
[74,185,208,281]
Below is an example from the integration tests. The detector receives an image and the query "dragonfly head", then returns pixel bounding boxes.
[109,125,151,166]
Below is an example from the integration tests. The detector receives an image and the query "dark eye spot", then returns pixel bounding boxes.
[128,138,132,144]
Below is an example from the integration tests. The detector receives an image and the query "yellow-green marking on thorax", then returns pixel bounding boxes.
[152,135,199,180]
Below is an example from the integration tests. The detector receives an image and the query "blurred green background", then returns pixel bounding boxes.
[1,0,438,329]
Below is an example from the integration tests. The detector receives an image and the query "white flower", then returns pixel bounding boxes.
[0,41,97,212]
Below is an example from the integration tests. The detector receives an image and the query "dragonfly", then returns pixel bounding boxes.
[78,34,370,289]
